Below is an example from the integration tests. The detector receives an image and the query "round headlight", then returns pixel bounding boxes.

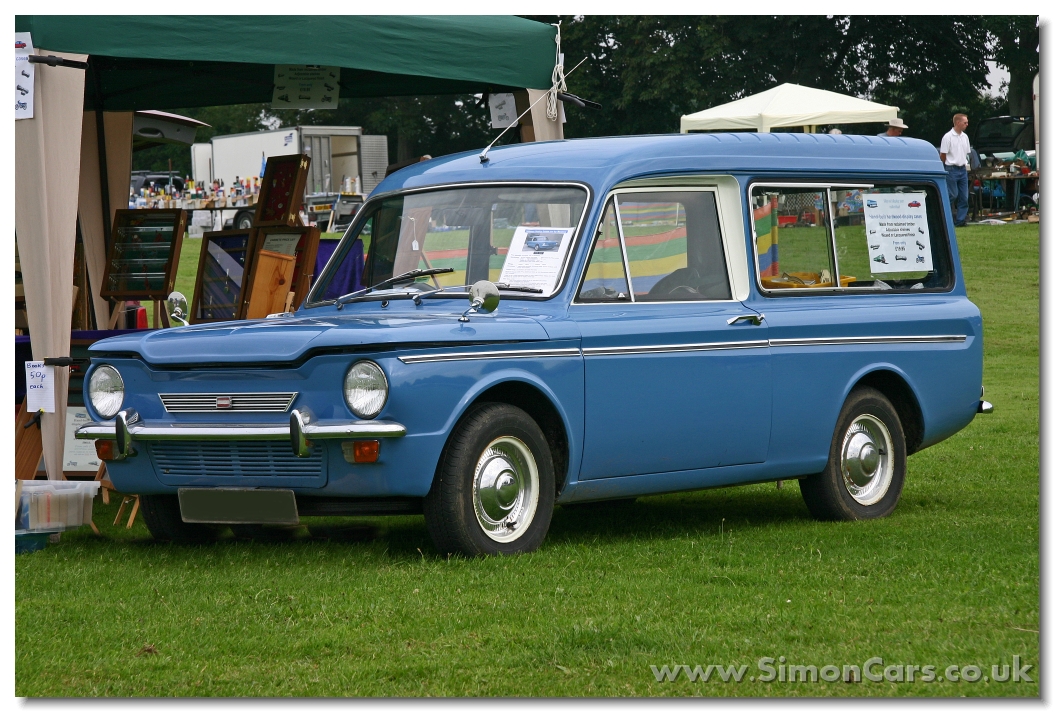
[344,360,388,419]
[88,365,125,419]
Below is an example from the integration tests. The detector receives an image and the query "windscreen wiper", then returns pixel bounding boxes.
[336,268,454,309]
[494,283,543,293]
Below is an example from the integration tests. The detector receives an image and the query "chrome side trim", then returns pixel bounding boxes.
[583,340,768,357]
[769,335,967,348]
[398,347,581,364]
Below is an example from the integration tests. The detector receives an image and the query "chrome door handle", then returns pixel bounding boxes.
[727,313,765,326]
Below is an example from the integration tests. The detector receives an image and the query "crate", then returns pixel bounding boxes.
[17,481,101,532]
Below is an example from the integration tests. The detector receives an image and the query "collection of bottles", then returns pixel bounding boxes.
[130,176,262,209]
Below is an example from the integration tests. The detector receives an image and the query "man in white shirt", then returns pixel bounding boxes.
[939,114,971,227]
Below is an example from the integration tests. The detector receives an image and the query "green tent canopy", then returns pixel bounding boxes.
[15,15,557,111]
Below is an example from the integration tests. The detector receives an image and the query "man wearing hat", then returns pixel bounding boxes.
[879,118,908,137]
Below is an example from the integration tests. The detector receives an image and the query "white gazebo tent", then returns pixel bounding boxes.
[680,83,899,134]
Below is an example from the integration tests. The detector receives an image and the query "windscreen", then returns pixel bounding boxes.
[309,185,588,302]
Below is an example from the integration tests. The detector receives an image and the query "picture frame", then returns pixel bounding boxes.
[100,209,187,300]
[190,229,257,323]
[238,225,321,319]
[254,153,311,227]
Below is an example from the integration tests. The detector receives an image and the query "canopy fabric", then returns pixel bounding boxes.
[14,16,557,111]
[680,83,899,133]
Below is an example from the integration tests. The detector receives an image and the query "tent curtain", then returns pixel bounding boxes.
[15,51,88,479]
[78,111,134,328]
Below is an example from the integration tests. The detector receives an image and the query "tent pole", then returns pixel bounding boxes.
[90,58,111,252]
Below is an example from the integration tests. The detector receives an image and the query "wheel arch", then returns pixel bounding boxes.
[849,367,925,455]
[438,373,574,495]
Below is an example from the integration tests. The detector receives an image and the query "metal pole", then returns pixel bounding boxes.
[90,58,112,251]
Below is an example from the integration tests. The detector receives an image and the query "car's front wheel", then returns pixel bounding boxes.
[799,386,906,521]
[424,403,555,556]
[139,494,221,543]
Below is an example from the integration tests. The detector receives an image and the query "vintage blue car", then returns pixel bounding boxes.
[78,133,991,555]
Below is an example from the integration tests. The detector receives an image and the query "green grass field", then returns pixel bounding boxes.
[16,224,1038,697]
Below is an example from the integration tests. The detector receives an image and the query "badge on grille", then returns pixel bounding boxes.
[215,396,233,409]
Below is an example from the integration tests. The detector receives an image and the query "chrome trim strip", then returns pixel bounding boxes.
[583,340,768,357]
[398,347,581,364]
[769,335,967,347]
[159,392,297,413]
[77,418,406,442]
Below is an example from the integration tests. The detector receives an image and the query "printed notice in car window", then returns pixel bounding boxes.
[862,193,931,274]
[498,226,576,294]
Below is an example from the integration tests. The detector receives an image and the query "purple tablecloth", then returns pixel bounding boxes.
[315,238,364,300]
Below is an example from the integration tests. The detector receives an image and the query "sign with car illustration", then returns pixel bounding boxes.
[862,192,931,275]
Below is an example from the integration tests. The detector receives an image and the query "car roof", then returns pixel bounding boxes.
[373,132,945,198]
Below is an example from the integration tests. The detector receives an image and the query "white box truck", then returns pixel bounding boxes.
[191,126,389,230]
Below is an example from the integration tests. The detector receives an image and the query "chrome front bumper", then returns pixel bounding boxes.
[76,408,406,460]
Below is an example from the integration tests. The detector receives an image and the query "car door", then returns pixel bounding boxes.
[570,188,772,480]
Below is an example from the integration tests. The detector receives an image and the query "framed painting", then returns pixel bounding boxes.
[190,229,257,323]
[238,225,320,319]
[254,154,311,227]
[100,209,187,300]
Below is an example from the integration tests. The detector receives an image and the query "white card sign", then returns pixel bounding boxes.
[63,408,100,471]
[261,233,300,256]
[489,93,518,129]
[862,193,932,274]
[497,226,576,296]
[272,65,340,109]
[25,361,55,413]
[15,32,34,120]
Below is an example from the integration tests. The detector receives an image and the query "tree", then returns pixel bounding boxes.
[986,16,1039,116]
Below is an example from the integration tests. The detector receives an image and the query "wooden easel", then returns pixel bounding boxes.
[95,462,139,529]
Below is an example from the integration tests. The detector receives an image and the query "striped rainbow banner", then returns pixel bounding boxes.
[754,197,779,277]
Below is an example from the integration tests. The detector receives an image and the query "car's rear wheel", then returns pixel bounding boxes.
[139,494,221,543]
[799,386,906,521]
[424,403,555,556]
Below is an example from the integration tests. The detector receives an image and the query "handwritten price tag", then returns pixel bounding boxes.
[25,361,55,413]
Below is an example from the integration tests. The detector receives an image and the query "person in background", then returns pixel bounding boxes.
[879,117,908,137]
[939,113,971,228]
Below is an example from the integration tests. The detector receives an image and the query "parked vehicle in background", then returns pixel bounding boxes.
[80,133,990,556]
[973,115,1035,157]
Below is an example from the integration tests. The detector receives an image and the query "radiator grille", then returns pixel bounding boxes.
[149,440,323,479]
[159,392,297,413]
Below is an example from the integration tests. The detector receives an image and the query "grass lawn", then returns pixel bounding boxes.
[16,224,1038,697]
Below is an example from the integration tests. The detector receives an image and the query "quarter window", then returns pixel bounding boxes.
[751,183,953,293]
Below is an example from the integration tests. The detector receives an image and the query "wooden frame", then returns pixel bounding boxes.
[190,229,257,324]
[238,225,320,319]
[254,154,311,227]
[100,209,187,300]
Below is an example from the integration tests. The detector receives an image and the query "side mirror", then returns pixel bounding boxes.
[459,280,500,323]
[166,291,189,326]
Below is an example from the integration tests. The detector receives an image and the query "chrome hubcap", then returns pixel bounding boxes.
[472,436,539,543]
[840,415,893,506]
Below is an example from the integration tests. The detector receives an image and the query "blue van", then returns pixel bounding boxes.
[79,133,990,555]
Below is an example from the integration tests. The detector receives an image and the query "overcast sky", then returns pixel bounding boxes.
[985,61,1010,97]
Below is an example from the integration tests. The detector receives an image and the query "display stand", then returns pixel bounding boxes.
[190,229,257,323]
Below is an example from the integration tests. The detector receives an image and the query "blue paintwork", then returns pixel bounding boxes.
[87,133,982,503]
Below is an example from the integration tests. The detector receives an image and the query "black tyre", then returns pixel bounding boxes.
[424,403,555,556]
[235,211,254,230]
[799,386,906,521]
[138,494,221,543]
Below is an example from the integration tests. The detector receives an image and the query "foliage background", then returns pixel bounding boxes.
[134,16,1037,177]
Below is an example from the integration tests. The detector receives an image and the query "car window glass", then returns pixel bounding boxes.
[751,188,836,289]
[832,186,950,291]
[618,191,731,301]
[578,201,629,302]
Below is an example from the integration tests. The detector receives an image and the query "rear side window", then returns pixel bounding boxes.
[751,183,953,293]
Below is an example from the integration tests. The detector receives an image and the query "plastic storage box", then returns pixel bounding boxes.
[16,481,101,532]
